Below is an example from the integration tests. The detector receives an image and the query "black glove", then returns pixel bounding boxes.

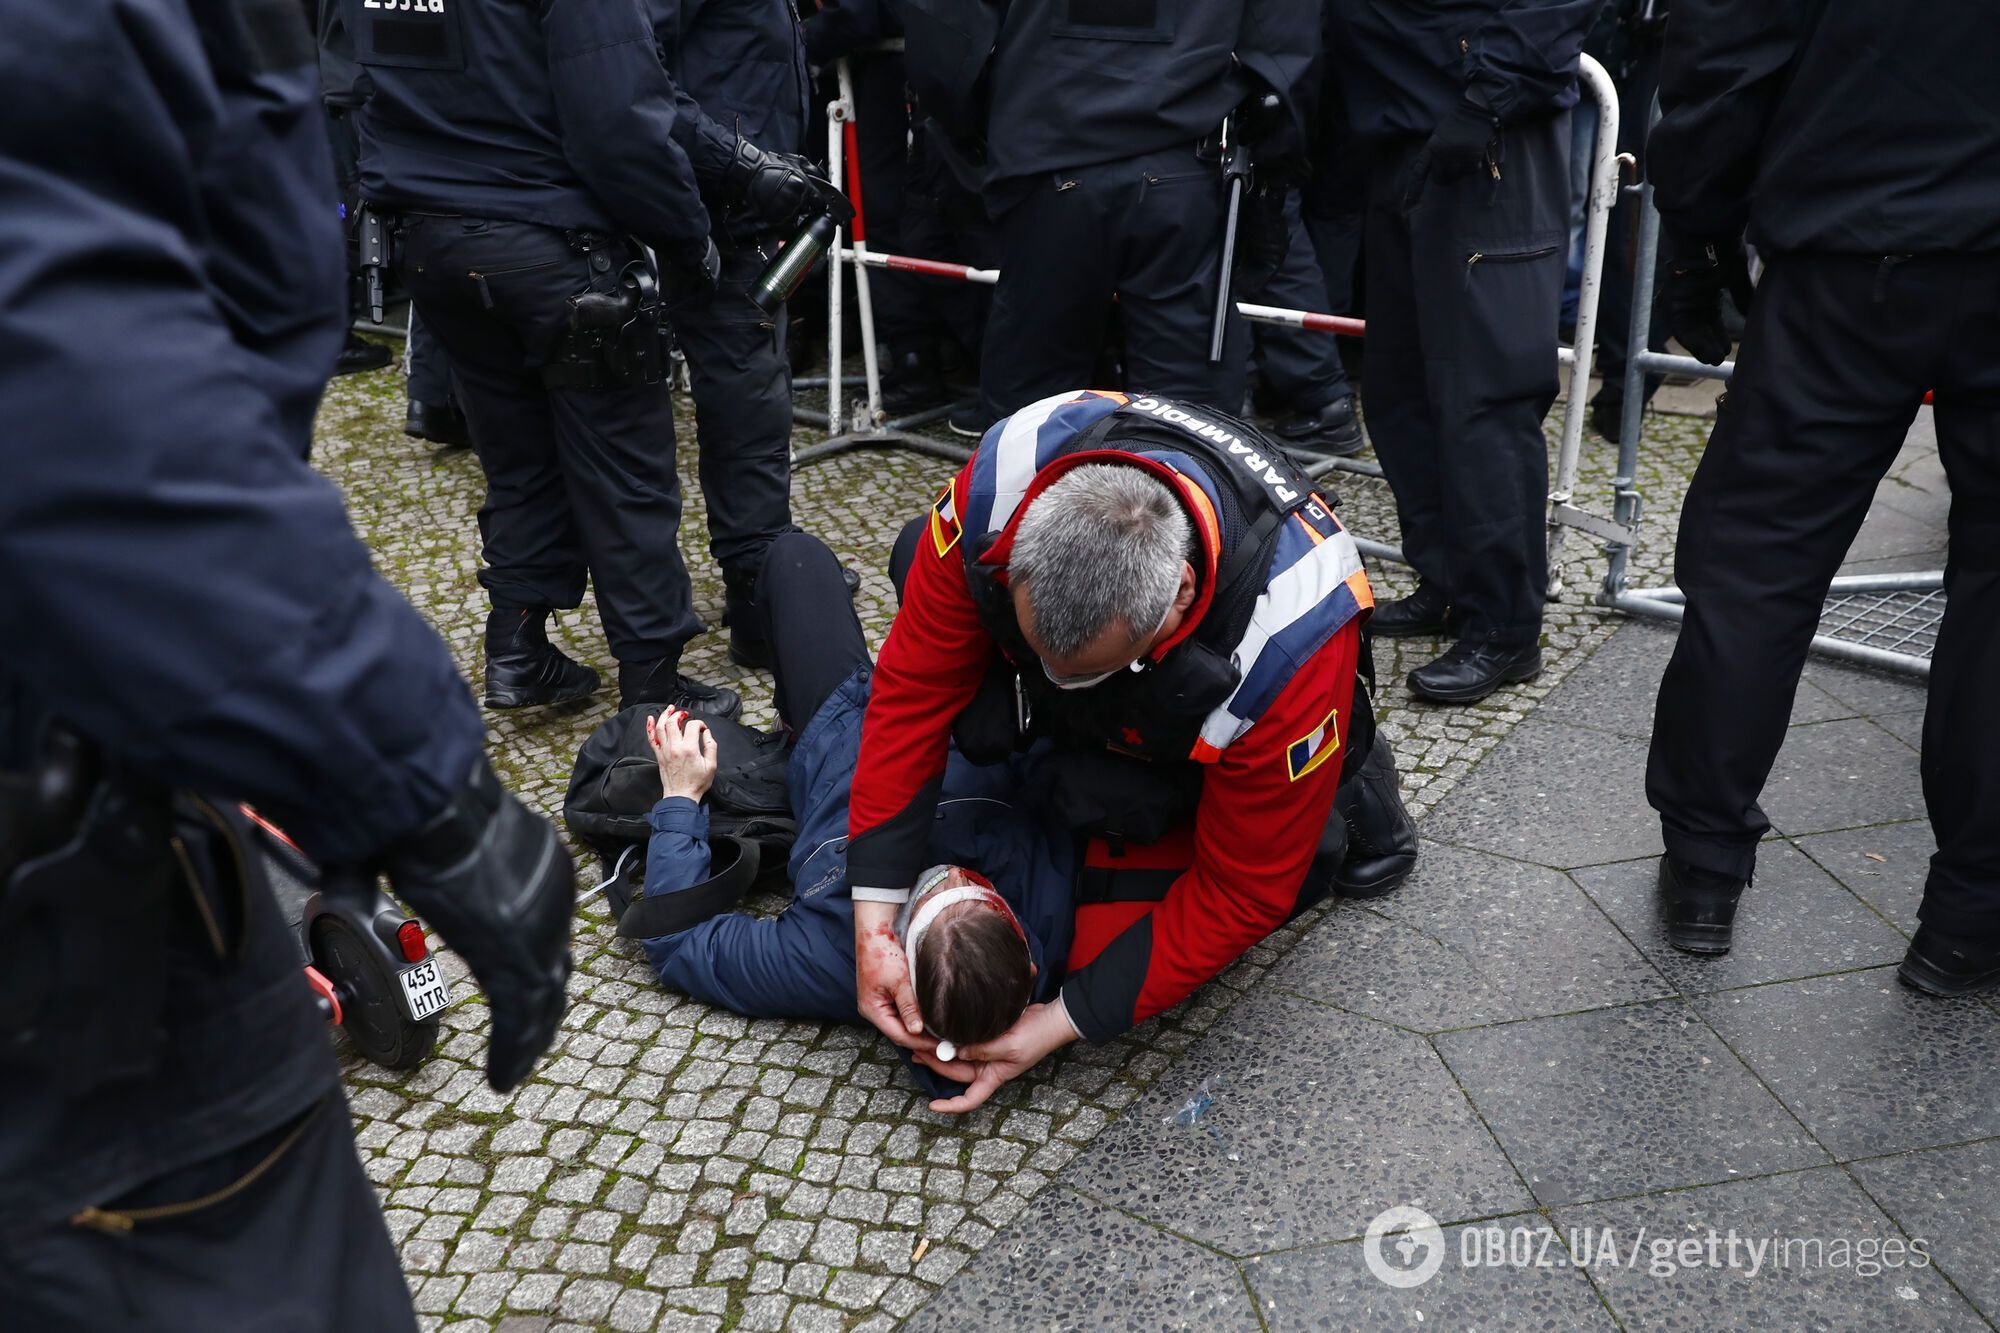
[1666,234,1754,366]
[1403,98,1499,211]
[722,138,821,230]
[380,758,575,1092]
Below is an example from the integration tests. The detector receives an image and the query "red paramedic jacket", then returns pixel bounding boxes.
[848,390,1372,1040]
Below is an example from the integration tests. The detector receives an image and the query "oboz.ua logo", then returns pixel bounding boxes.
[1364,1205,1446,1289]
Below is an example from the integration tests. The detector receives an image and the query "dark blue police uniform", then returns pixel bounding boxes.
[971,0,1319,427]
[350,0,723,707]
[1327,0,1599,695]
[0,0,486,1326]
[648,0,814,647]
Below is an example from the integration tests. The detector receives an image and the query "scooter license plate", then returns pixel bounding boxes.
[399,959,452,1022]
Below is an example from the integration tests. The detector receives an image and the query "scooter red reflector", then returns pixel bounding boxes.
[397,921,428,963]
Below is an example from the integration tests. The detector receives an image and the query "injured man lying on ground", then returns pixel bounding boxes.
[579,529,1414,1113]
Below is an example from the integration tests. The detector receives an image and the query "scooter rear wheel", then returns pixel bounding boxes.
[310,913,439,1070]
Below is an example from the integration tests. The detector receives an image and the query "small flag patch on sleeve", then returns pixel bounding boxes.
[930,483,962,556]
[1285,706,1341,781]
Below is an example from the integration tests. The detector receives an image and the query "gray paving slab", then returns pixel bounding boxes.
[1761,717,1929,837]
[1794,820,1936,932]
[1850,1138,2000,1320]
[1420,719,1661,870]
[1801,661,1930,717]
[1695,970,2000,1160]
[1572,842,1911,995]
[1872,706,1925,752]
[1065,987,1532,1256]
[1243,1214,1615,1332]
[901,1186,1258,1333]
[1553,1167,1984,1331]
[1271,843,1668,1031]
[1848,495,1954,563]
[1435,1000,1828,1207]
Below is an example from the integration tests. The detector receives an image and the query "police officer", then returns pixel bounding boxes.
[955,1,1319,434]
[844,391,1417,1111]
[349,0,741,716]
[648,0,819,669]
[1645,0,2000,992]
[1326,0,1600,704]
[0,2,573,1326]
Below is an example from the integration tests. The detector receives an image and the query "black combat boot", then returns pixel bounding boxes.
[1407,630,1543,704]
[1899,926,2000,997]
[1333,739,1419,899]
[617,658,742,720]
[1272,394,1366,472]
[1369,581,1455,638]
[881,347,948,417]
[483,608,600,709]
[723,566,770,670]
[1657,856,1747,955]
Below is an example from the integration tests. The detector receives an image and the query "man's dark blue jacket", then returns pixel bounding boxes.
[638,667,1075,1074]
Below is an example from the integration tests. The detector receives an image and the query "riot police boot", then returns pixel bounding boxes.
[1407,630,1543,704]
[405,398,469,448]
[483,608,601,710]
[1333,739,1419,899]
[1658,855,1746,955]
[723,567,771,670]
[336,331,392,376]
[1898,926,2000,997]
[1369,581,1455,638]
[882,347,947,417]
[1273,394,1366,473]
[617,658,742,720]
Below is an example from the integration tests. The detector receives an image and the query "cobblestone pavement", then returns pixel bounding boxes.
[314,351,1965,1332]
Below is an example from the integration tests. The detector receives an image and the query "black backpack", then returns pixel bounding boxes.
[563,705,797,939]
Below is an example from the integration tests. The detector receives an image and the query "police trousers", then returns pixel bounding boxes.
[978,144,1248,422]
[399,215,701,663]
[1361,112,1570,642]
[1648,251,2000,940]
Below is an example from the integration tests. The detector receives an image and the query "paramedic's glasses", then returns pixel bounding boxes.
[1038,598,1175,690]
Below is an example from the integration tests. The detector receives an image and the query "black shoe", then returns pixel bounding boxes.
[405,398,469,448]
[1658,856,1747,955]
[1273,395,1366,472]
[483,609,600,709]
[882,349,948,417]
[617,660,742,719]
[947,401,993,439]
[1898,926,2000,996]
[336,332,393,377]
[1406,632,1542,704]
[1370,582,1454,638]
[1333,738,1418,899]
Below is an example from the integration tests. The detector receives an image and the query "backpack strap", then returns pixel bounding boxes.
[605,836,762,940]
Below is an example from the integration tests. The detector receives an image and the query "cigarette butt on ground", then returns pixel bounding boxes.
[912,1237,931,1265]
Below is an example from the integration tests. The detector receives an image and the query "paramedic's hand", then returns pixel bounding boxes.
[855,900,934,1053]
[918,1000,1078,1114]
[648,709,716,801]
[380,757,575,1092]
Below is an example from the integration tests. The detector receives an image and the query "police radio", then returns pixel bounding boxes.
[750,175,856,315]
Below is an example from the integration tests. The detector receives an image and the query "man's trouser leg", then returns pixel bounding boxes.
[758,532,871,732]
[7,1095,415,1333]
[1112,145,1247,411]
[1916,255,2000,941]
[1406,110,1568,642]
[668,246,795,584]
[1246,191,1352,414]
[400,217,699,664]
[1647,253,1931,879]
[399,218,590,620]
[977,172,1114,422]
[1359,138,1453,597]
[406,308,453,408]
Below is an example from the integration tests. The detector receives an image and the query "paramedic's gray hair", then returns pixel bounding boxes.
[1009,464,1191,658]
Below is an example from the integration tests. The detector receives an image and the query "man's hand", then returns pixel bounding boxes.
[379,758,575,1092]
[854,899,933,1051]
[916,999,1078,1114]
[647,708,716,802]
[723,138,821,230]
[1403,98,1499,211]
[1666,235,1754,366]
